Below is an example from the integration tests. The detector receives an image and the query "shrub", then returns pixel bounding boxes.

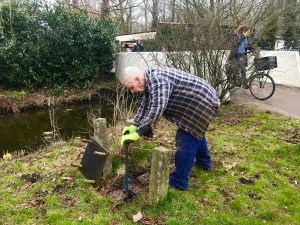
[0,2,116,89]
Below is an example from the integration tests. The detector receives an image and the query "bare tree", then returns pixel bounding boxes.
[162,0,166,22]
[151,0,282,101]
[127,0,133,31]
[113,0,126,33]
[170,0,176,21]
[151,0,159,29]
[72,0,79,7]
[143,0,149,31]
[101,0,109,17]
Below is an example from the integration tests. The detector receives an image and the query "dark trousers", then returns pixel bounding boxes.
[238,54,247,79]
[169,129,211,190]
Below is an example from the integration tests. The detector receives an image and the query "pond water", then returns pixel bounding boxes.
[0,102,114,157]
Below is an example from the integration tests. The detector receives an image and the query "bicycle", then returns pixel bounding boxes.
[226,50,277,100]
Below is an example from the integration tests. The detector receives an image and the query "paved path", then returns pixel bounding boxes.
[231,85,300,120]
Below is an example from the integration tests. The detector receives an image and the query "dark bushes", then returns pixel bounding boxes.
[0,2,116,89]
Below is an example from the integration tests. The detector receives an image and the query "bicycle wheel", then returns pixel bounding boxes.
[249,73,275,100]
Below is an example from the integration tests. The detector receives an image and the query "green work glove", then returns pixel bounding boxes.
[121,132,140,147]
[122,124,138,135]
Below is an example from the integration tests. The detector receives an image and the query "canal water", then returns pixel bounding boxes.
[0,103,114,157]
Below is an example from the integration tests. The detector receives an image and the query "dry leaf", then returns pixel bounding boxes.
[3,153,12,161]
[223,162,237,170]
[132,211,143,223]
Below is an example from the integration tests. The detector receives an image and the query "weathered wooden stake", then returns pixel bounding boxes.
[149,146,171,205]
[93,118,112,176]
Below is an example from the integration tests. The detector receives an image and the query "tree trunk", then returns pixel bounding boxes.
[171,0,176,22]
[101,0,109,17]
[72,0,79,7]
[152,0,159,29]
[118,0,126,34]
[144,0,148,31]
[210,0,215,13]
[128,0,132,32]
[163,0,166,22]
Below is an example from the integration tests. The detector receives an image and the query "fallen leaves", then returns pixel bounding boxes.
[223,162,238,171]
[284,128,300,144]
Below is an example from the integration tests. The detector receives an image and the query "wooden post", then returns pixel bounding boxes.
[93,118,112,176]
[149,146,171,205]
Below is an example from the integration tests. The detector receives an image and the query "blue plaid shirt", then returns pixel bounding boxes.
[133,67,220,139]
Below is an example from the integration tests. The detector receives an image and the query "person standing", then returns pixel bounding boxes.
[124,43,132,52]
[235,25,253,79]
[132,39,145,52]
[120,66,220,191]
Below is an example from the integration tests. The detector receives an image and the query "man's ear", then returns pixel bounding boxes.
[134,75,145,91]
[135,76,143,84]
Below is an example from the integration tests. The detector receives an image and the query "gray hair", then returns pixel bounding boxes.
[121,66,144,82]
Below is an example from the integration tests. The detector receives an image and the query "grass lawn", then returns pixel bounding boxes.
[0,103,299,225]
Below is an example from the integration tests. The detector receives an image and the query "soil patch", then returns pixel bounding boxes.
[216,104,255,125]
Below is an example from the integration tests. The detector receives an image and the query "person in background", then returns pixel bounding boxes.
[160,45,167,52]
[132,38,145,52]
[124,43,132,52]
[120,66,220,191]
[235,25,253,79]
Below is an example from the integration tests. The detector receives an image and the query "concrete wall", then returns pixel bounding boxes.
[260,51,300,88]
[115,51,300,88]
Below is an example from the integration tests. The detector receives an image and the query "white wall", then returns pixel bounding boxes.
[260,51,300,88]
[116,32,156,43]
[115,51,300,88]
[115,52,167,80]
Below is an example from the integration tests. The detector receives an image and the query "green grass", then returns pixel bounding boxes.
[0,104,299,224]
[9,90,27,100]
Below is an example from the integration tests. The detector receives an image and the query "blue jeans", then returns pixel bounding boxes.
[169,129,211,190]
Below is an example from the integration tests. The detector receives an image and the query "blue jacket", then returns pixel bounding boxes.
[237,33,251,56]
[132,43,144,52]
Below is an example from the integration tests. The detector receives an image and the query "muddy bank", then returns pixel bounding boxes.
[0,82,116,114]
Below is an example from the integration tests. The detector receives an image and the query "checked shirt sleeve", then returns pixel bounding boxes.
[133,95,146,125]
[139,76,173,129]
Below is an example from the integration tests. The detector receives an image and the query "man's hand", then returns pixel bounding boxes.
[121,132,140,147]
[122,124,138,135]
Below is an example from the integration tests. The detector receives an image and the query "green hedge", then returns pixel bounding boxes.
[0,2,116,89]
